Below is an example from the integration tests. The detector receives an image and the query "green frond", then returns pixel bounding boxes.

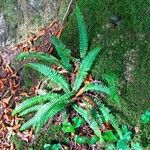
[20,93,72,131]
[35,93,73,132]
[99,104,122,138]
[12,93,60,115]
[90,109,103,127]
[18,105,42,117]
[35,102,66,133]
[73,47,101,92]
[103,74,120,102]
[15,52,64,68]
[20,102,52,131]
[75,6,88,58]
[26,63,70,92]
[73,105,104,143]
[83,83,110,95]
[50,36,72,71]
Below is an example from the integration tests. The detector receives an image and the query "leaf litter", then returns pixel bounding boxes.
[0,20,63,149]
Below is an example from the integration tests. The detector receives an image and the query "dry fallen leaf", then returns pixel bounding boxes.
[0,20,64,149]
[0,80,4,91]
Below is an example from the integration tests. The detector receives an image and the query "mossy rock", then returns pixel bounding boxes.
[61,0,150,147]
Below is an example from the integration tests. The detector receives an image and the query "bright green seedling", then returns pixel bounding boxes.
[61,117,99,145]
[61,122,75,133]
[12,6,121,144]
[141,111,150,124]
[61,116,85,134]
[72,116,85,128]
[106,125,142,150]
[44,143,62,150]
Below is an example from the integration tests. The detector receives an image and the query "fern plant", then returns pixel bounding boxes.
[12,6,121,144]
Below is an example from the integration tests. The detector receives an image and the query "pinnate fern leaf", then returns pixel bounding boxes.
[19,104,42,117]
[103,74,120,102]
[35,102,66,133]
[73,105,104,143]
[90,109,103,127]
[12,93,60,115]
[26,63,70,92]
[20,93,72,131]
[73,47,101,92]
[20,102,52,131]
[15,52,64,68]
[50,36,72,71]
[82,83,110,95]
[35,93,73,132]
[99,104,122,138]
[75,6,88,58]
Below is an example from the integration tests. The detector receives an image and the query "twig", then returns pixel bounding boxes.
[62,0,74,25]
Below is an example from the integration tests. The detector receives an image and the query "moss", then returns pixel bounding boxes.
[31,125,67,150]
[61,0,150,146]
[11,135,26,150]
[1,0,22,40]
[11,124,67,150]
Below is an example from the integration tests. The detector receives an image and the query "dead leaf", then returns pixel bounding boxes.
[76,88,85,97]
[0,80,4,91]
[2,96,12,104]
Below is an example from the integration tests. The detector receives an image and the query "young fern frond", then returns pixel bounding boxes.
[75,6,88,58]
[15,52,64,68]
[26,63,70,92]
[12,93,60,115]
[50,36,72,71]
[18,105,42,117]
[73,47,101,92]
[73,105,104,143]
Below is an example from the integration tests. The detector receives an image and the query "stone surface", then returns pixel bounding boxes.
[0,0,70,48]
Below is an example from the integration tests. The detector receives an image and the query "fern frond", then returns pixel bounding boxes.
[20,102,52,131]
[75,6,88,58]
[73,105,104,143]
[12,93,60,115]
[26,63,70,92]
[35,102,66,133]
[35,93,73,132]
[99,104,122,138]
[103,74,120,102]
[73,47,101,92]
[20,93,72,131]
[82,83,110,95]
[18,104,42,117]
[90,108,103,127]
[50,36,72,71]
[15,52,64,68]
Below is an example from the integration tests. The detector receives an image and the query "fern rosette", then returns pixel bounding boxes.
[13,6,122,145]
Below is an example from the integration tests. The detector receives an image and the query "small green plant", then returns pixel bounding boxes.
[12,6,122,144]
[141,111,150,124]
[106,125,142,150]
[44,143,62,150]
[61,116,116,144]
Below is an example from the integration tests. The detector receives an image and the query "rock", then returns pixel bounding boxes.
[0,0,70,48]
[0,13,8,47]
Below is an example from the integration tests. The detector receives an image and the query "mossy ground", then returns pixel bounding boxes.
[61,0,150,147]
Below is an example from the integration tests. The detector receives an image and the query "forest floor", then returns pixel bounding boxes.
[0,21,64,149]
[0,0,150,149]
